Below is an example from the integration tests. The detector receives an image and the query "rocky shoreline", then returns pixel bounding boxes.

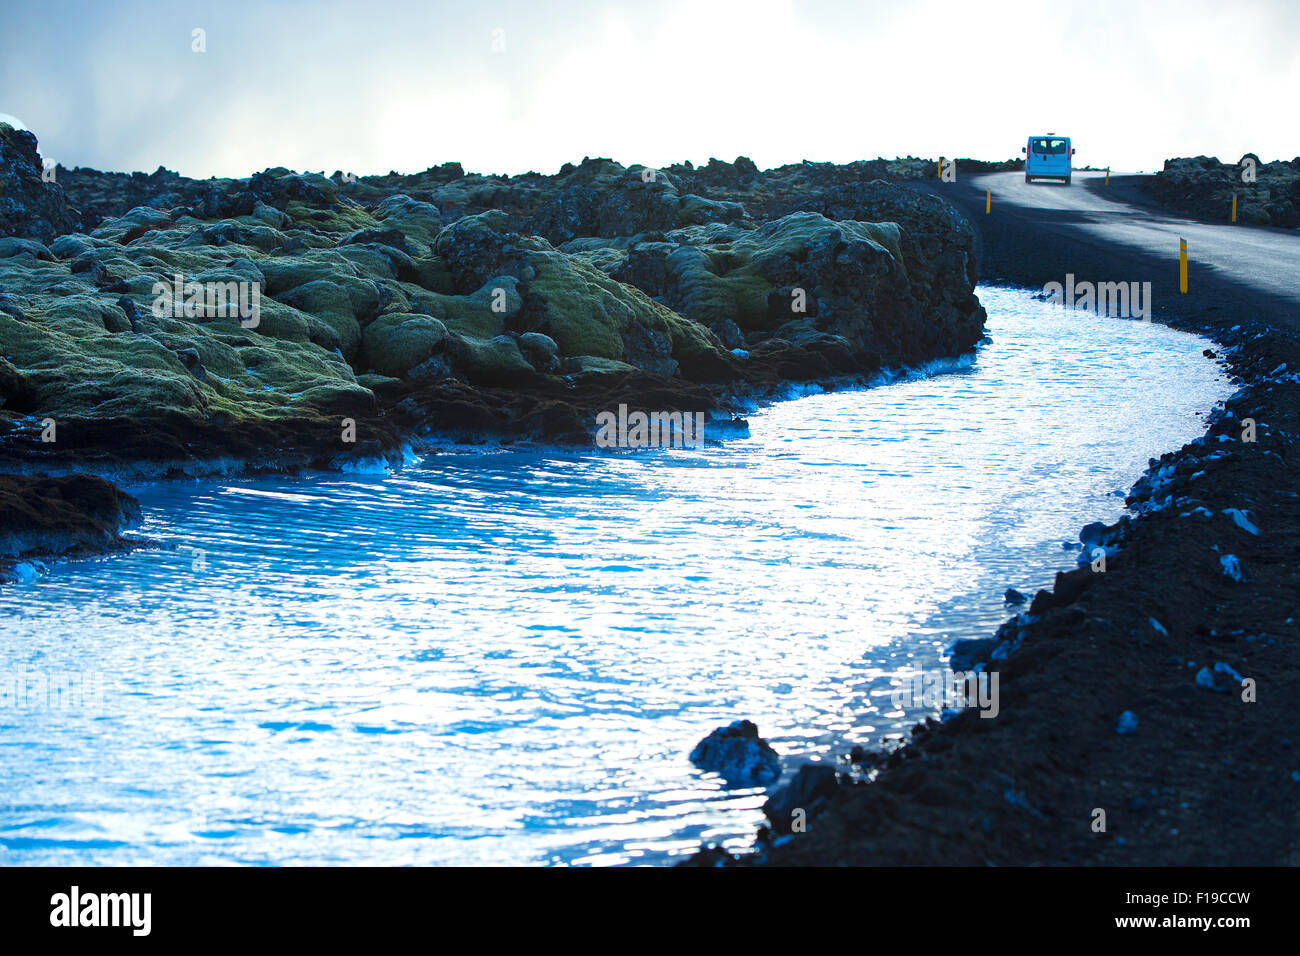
[1,123,990,573]
[10,125,1294,868]
[687,173,1300,867]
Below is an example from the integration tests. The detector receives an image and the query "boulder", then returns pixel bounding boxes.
[689,720,782,786]
[0,124,81,242]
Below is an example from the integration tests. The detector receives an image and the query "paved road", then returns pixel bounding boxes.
[911,170,1300,331]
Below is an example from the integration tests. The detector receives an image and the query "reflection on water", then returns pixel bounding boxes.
[0,287,1229,865]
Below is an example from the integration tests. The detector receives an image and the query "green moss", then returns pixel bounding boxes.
[424,278,518,339]
[284,200,378,234]
[842,220,904,273]
[407,257,456,294]
[656,243,776,331]
[523,248,632,359]
[253,253,363,295]
[637,214,905,334]
[272,276,381,359]
[0,301,367,425]
[90,206,175,243]
[361,312,448,377]
[373,195,443,248]
[448,334,534,386]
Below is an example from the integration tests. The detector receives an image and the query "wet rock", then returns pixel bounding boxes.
[689,719,781,786]
[0,473,142,565]
[949,638,998,671]
[1079,521,1109,548]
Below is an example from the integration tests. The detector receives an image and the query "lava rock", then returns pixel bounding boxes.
[1141,154,1300,228]
[689,719,781,786]
[949,637,998,671]
[0,123,81,242]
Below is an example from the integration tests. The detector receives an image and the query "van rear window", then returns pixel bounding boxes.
[1031,139,1068,154]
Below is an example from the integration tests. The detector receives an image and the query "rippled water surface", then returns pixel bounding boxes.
[0,287,1230,865]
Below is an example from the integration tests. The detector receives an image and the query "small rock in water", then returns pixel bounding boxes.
[1003,587,1027,605]
[1116,711,1139,735]
[689,719,781,786]
[6,561,42,584]
[1079,521,1109,548]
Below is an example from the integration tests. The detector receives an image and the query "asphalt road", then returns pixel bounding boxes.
[911,170,1300,331]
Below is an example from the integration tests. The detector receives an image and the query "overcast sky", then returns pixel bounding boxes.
[2,0,1297,178]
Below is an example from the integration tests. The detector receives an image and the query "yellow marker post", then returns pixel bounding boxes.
[937,159,942,179]
[1105,166,1110,185]
[986,189,991,214]
[1232,194,1238,223]
[1179,238,1188,293]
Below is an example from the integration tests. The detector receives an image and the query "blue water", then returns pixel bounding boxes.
[0,287,1230,865]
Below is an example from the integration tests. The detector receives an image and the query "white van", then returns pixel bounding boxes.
[1022,135,1075,184]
